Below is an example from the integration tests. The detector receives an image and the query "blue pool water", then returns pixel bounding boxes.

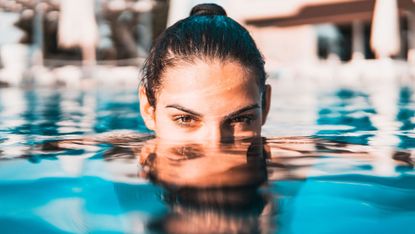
[0,80,414,234]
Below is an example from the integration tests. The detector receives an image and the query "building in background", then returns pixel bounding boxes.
[236,0,414,64]
[0,0,415,86]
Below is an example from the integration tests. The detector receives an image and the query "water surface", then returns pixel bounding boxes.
[1,81,414,233]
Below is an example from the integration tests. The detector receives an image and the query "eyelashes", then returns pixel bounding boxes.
[227,114,256,125]
[173,115,199,127]
[172,114,257,127]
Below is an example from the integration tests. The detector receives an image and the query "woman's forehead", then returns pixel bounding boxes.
[156,60,260,109]
[159,59,258,94]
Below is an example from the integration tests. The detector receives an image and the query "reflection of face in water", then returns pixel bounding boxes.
[139,138,273,234]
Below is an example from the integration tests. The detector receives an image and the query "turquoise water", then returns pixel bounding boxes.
[0,83,414,233]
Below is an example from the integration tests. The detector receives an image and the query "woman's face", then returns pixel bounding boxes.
[139,59,271,142]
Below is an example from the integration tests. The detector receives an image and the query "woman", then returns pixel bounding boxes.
[36,3,270,150]
[139,3,271,143]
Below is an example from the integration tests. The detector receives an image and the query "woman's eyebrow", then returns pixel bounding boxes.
[165,103,259,118]
[165,105,202,117]
[224,104,260,119]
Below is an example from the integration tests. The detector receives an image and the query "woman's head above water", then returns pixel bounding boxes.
[139,3,271,142]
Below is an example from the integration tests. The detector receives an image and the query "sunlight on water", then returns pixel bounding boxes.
[1,82,415,233]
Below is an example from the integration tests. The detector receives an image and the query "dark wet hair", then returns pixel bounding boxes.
[141,3,266,107]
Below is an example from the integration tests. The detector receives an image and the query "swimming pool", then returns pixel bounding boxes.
[0,78,414,233]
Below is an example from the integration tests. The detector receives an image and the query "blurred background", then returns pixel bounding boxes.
[0,0,168,86]
[1,0,414,87]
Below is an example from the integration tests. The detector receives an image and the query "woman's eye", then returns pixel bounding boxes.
[173,115,198,126]
[229,115,254,125]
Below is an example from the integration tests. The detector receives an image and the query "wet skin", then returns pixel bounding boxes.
[139,59,271,143]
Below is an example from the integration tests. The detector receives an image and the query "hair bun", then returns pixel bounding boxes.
[190,3,227,17]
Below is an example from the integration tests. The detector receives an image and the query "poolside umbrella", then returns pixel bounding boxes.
[370,0,400,58]
[58,0,98,65]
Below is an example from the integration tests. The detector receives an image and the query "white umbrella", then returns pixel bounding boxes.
[58,0,98,65]
[370,0,401,58]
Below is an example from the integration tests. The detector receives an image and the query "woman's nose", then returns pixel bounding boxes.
[204,123,233,144]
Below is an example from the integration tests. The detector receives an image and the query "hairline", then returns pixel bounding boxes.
[148,55,264,107]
